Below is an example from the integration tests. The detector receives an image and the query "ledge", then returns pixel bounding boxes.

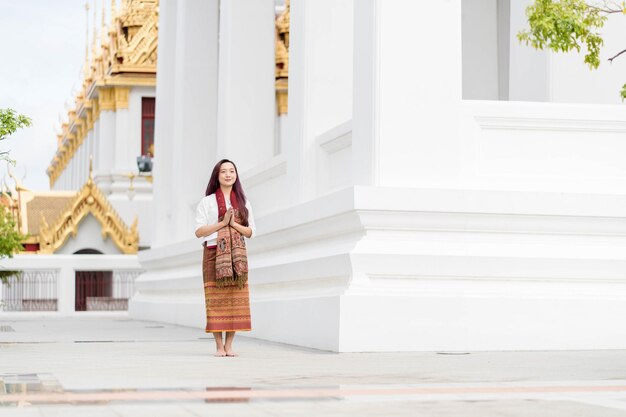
[240,155,287,189]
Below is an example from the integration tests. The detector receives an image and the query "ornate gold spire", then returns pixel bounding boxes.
[84,1,90,73]
[93,0,97,49]
[47,0,159,187]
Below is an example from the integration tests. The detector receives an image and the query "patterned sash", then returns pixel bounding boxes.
[215,188,249,288]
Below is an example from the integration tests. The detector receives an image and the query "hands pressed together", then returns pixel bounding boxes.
[221,208,237,227]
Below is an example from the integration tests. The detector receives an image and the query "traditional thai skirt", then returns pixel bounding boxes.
[202,246,252,332]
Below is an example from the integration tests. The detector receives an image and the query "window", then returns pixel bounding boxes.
[141,97,155,156]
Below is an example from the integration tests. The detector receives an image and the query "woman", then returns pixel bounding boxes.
[195,159,256,357]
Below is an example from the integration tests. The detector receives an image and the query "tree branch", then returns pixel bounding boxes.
[608,47,626,63]
[587,1,623,14]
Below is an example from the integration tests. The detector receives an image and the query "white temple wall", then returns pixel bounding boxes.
[286,0,353,203]
[132,0,626,352]
[459,100,626,193]
[116,86,153,172]
[107,86,155,248]
[240,155,289,216]
[374,0,463,189]
[55,215,121,255]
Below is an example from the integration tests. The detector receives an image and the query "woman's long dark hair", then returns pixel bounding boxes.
[205,159,249,226]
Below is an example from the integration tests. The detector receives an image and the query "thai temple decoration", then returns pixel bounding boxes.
[275,0,290,115]
[5,160,139,255]
[47,0,158,187]
[38,164,139,254]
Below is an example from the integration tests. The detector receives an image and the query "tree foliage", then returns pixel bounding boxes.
[0,108,31,285]
[0,206,24,285]
[518,0,626,99]
[0,108,32,165]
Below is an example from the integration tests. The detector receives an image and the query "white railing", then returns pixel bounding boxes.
[0,254,142,314]
[1,270,59,312]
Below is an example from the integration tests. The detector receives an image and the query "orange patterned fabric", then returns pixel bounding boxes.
[202,246,251,332]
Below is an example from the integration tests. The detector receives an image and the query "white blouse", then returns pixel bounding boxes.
[194,193,257,246]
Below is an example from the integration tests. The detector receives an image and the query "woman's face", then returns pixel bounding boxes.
[218,162,237,187]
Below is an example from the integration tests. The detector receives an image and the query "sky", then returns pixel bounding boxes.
[0,0,90,191]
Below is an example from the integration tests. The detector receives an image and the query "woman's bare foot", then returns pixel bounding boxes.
[214,349,227,357]
[225,350,238,357]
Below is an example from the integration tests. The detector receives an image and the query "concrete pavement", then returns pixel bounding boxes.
[1,316,626,416]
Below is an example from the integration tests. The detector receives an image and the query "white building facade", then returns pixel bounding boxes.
[130,0,626,352]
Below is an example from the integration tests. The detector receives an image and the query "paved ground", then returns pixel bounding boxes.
[1,316,626,416]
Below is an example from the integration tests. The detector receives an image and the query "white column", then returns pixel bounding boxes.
[57,266,75,314]
[353,0,464,189]
[461,0,499,100]
[352,0,378,186]
[96,109,116,194]
[150,0,177,247]
[80,136,87,183]
[152,0,219,245]
[215,0,275,172]
[508,0,549,101]
[92,118,99,171]
[285,0,354,202]
[109,105,132,197]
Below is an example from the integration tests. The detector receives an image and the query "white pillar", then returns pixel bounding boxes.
[286,0,354,202]
[508,0,549,101]
[96,109,116,194]
[57,266,75,314]
[215,0,275,172]
[150,0,177,247]
[109,105,132,198]
[152,0,219,246]
[353,0,463,189]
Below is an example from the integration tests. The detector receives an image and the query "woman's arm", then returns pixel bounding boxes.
[229,201,256,238]
[194,206,233,238]
[195,220,227,238]
[229,219,253,238]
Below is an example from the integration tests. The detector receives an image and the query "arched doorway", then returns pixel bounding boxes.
[73,248,113,311]
[73,248,103,255]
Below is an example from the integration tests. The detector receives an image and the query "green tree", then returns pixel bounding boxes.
[517,0,626,98]
[0,108,31,285]
[1,108,32,164]
[0,206,25,285]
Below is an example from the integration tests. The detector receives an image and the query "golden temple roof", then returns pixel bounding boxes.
[37,176,139,254]
[25,194,75,236]
[6,173,138,255]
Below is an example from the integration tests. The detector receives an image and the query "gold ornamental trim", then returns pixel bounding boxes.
[38,174,139,255]
[98,87,116,111]
[114,86,130,109]
[275,0,290,115]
